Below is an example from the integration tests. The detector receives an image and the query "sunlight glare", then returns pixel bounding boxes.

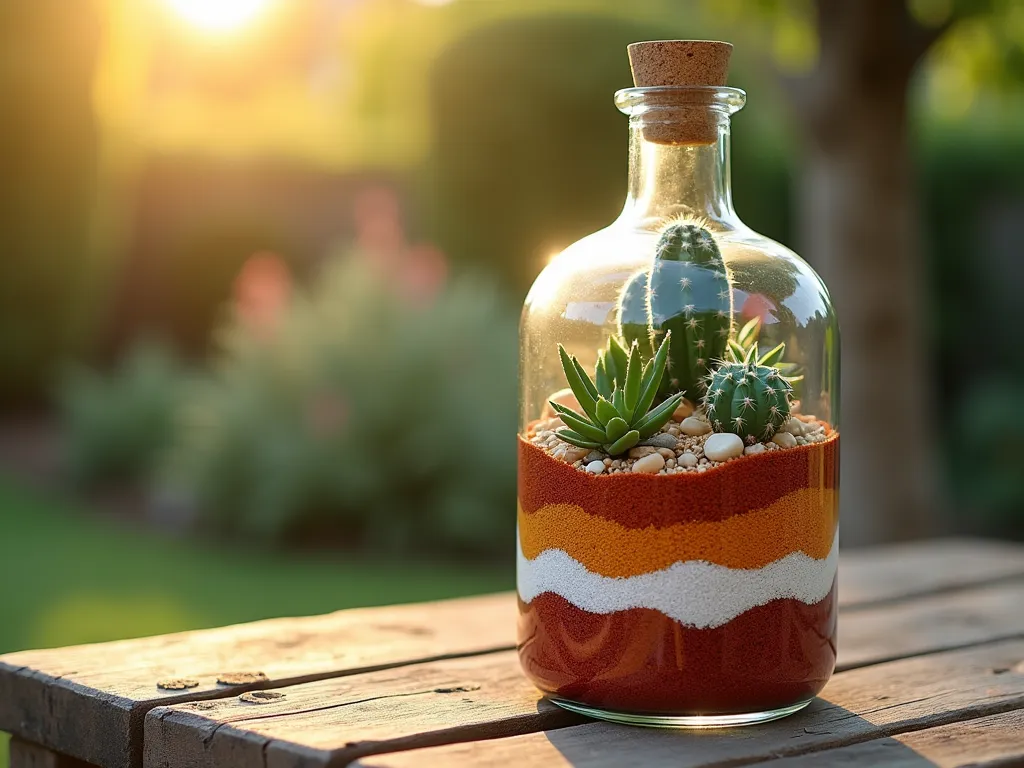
[163,0,275,33]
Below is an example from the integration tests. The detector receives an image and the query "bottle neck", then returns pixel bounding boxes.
[620,118,738,227]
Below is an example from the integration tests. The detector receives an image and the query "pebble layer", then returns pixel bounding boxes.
[526,414,830,478]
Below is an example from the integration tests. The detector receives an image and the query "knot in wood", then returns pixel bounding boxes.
[239,690,285,704]
[156,678,199,691]
[217,671,268,686]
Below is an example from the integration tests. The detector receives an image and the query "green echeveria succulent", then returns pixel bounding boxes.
[552,334,684,456]
[703,359,793,444]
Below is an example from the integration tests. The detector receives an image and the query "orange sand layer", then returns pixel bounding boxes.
[518,485,838,576]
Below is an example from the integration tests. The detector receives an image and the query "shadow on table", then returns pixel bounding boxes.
[541,698,940,766]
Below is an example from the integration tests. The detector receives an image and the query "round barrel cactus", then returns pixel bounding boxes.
[617,222,733,401]
[703,361,793,444]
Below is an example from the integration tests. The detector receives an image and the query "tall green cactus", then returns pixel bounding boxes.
[703,361,793,444]
[617,222,733,401]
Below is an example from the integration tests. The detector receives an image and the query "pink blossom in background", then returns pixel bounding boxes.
[351,184,448,303]
[399,244,448,303]
[741,292,777,324]
[233,252,292,340]
[353,185,404,264]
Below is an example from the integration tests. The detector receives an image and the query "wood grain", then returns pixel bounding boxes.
[754,709,1024,767]
[351,640,1024,768]
[838,537,1024,609]
[0,594,514,768]
[837,580,1024,671]
[4,539,1023,768]
[144,651,584,768]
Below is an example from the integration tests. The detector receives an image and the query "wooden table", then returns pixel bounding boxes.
[2,538,1024,768]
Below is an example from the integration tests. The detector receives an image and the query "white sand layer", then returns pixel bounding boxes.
[517,528,839,629]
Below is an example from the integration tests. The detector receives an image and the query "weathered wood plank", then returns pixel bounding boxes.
[838,537,1024,609]
[9,738,97,768]
[4,539,1022,768]
[144,651,585,768]
[837,580,1024,671]
[0,594,514,768]
[754,709,1024,767]
[349,640,1024,768]
[140,580,1024,768]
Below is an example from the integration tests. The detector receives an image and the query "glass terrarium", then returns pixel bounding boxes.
[517,41,840,727]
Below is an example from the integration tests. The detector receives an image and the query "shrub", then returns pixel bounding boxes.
[163,255,518,556]
[58,341,187,489]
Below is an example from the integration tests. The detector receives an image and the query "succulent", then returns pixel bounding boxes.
[551,334,684,456]
[703,360,793,444]
[617,222,733,401]
[726,316,805,389]
[726,318,788,368]
[594,335,630,393]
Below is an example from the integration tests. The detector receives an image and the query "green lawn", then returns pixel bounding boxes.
[0,473,513,765]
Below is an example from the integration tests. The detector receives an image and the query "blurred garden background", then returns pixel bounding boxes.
[1,1,1023,754]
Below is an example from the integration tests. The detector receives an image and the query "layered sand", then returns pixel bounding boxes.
[517,430,839,714]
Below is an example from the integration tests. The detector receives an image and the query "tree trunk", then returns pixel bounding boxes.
[792,0,939,545]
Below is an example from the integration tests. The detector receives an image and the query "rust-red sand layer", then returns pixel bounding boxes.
[519,584,837,715]
[518,431,839,527]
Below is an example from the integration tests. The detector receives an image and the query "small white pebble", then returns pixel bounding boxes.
[665,458,676,468]
[772,431,797,449]
[632,453,666,474]
[559,446,590,464]
[704,432,745,462]
[585,460,606,474]
[744,443,766,456]
[678,452,698,468]
[603,458,612,466]
[679,417,711,437]
[782,417,804,436]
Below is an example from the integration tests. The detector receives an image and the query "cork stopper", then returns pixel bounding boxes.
[627,40,733,145]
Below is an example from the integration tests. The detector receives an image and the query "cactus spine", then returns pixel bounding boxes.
[703,361,793,444]
[617,222,733,401]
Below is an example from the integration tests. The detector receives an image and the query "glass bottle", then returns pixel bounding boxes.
[517,41,840,727]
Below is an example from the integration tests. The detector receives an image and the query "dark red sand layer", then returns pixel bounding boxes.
[518,432,839,528]
[519,584,837,715]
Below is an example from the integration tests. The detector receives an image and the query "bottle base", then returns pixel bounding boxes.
[550,696,813,729]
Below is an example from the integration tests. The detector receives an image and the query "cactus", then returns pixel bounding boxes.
[703,360,793,444]
[726,316,805,395]
[552,334,684,456]
[617,222,733,401]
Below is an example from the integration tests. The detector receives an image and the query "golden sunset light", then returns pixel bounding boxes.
[162,0,275,33]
